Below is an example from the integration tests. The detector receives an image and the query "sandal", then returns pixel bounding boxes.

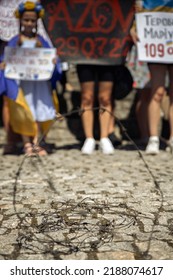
[32,145,48,156]
[24,143,34,156]
[37,146,48,156]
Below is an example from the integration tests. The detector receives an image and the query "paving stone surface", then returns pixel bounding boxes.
[0,72,173,260]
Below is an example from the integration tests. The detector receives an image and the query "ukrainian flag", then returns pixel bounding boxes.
[143,0,173,10]
[166,40,173,45]
[0,35,62,137]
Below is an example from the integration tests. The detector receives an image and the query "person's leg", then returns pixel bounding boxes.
[33,122,48,156]
[135,87,150,143]
[108,97,116,135]
[76,65,96,154]
[80,81,95,138]
[108,111,115,135]
[22,122,47,156]
[98,80,115,154]
[146,64,167,154]
[98,81,114,138]
[2,97,21,154]
[167,65,173,150]
[79,81,96,154]
[60,63,73,93]
[148,64,166,136]
[97,65,115,154]
[22,135,33,156]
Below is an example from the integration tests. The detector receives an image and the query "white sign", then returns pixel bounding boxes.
[4,47,56,81]
[136,12,173,63]
[0,0,51,43]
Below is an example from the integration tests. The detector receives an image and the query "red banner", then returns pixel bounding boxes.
[42,0,135,64]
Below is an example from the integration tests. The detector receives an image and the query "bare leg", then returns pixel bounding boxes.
[146,64,167,154]
[98,81,113,138]
[32,122,39,145]
[22,135,33,156]
[80,81,95,138]
[108,99,115,135]
[148,64,167,137]
[33,122,47,156]
[135,88,150,141]
[108,114,115,134]
[79,81,96,154]
[98,81,114,154]
[168,65,173,139]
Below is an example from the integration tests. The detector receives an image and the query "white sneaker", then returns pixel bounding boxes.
[99,137,114,154]
[145,136,159,155]
[81,138,96,154]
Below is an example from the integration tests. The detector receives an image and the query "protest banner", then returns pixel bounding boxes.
[136,12,173,63]
[0,0,20,41]
[4,47,56,81]
[41,0,134,65]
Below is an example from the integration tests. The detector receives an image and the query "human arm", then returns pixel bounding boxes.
[130,22,139,45]
[0,61,5,70]
[130,0,143,45]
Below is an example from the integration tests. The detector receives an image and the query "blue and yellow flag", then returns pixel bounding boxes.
[0,35,62,137]
[143,0,173,10]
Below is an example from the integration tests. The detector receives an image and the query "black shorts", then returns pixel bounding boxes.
[76,64,115,83]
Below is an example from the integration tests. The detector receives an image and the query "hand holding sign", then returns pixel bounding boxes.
[136,12,173,63]
[0,61,6,70]
[4,46,56,81]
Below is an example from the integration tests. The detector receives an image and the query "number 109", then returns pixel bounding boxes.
[144,43,164,57]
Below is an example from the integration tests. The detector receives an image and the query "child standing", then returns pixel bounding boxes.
[0,1,62,156]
